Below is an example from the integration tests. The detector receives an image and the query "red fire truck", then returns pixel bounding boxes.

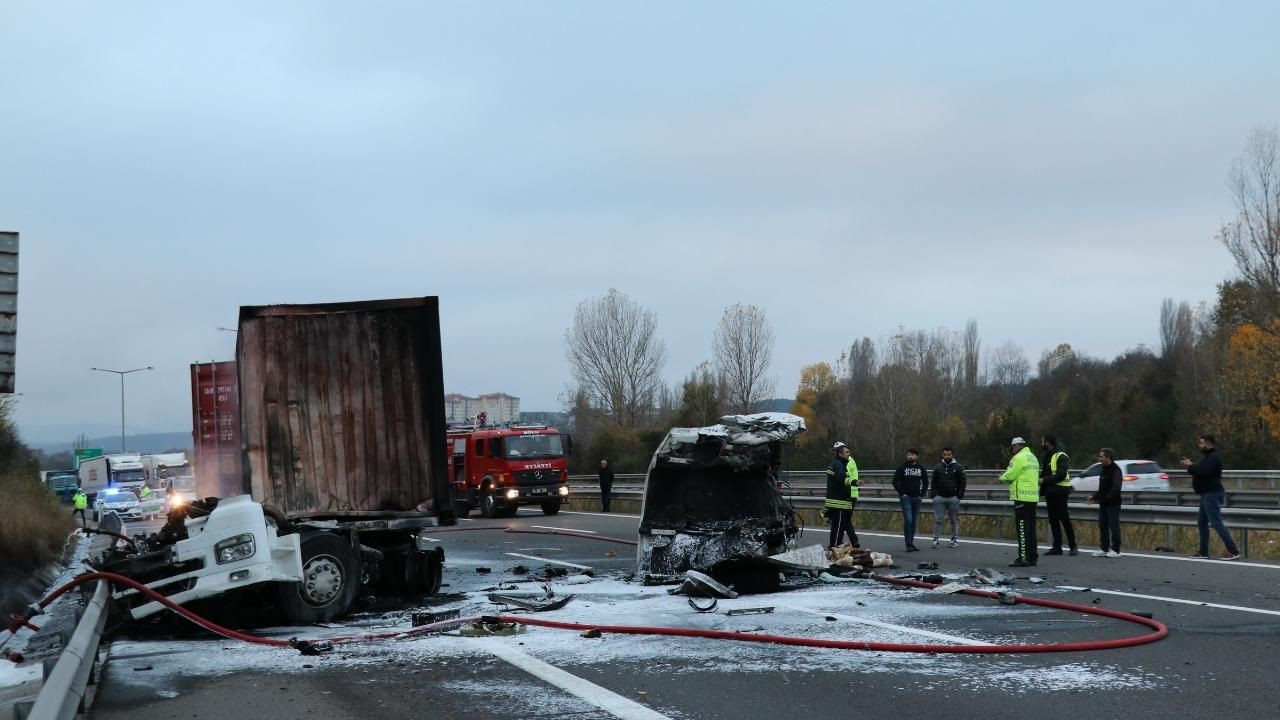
[448,423,572,517]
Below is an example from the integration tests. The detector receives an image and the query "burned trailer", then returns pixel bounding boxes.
[636,413,806,593]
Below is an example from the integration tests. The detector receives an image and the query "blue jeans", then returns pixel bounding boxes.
[1197,491,1239,555]
[899,495,922,547]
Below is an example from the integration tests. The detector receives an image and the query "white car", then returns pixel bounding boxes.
[94,489,142,521]
[1071,460,1171,492]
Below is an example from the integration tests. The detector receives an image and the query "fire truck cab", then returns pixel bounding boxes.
[447,424,571,518]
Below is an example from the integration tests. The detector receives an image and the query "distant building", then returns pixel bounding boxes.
[445,392,521,425]
[519,411,571,430]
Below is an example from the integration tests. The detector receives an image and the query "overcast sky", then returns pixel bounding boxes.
[3,1,1278,443]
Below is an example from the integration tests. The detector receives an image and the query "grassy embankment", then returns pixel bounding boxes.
[0,469,74,575]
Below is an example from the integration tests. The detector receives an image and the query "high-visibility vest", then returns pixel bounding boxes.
[1000,447,1041,502]
[73,492,88,510]
[847,458,860,500]
[1049,451,1072,487]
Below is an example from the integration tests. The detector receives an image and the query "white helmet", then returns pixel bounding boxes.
[832,441,848,450]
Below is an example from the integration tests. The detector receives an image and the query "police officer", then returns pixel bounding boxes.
[845,446,862,548]
[825,442,856,549]
[72,488,89,528]
[1040,434,1078,556]
[1000,437,1041,567]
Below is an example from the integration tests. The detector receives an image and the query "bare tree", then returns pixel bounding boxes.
[1219,127,1280,321]
[1160,298,1195,358]
[713,303,776,414]
[962,319,981,388]
[988,341,1031,387]
[564,289,667,428]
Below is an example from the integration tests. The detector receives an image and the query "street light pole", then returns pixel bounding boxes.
[90,366,153,452]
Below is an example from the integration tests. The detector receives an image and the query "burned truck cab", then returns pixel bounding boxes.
[636,413,805,593]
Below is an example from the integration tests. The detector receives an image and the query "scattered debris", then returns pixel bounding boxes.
[475,567,492,574]
[1131,611,1154,619]
[581,628,603,639]
[997,592,1018,605]
[931,582,969,594]
[817,572,860,583]
[412,608,462,626]
[1028,576,1045,584]
[302,664,314,669]
[969,568,1014,585]
[824,616,837,621]
[460,621,526,637]
[289,639,334,655]
[4,650,24,664]
[510,565,529,575]
[133,665,153,671]
[916,561,940,570]
[688,597,719,613]
[767,544,829,572]
[825,543,893,568]
[480,583,519,592]
[560,574,596,586]
[725,607,775,616]
[668,570,739,599]
[606,550,618,558]
[488,593,575,612]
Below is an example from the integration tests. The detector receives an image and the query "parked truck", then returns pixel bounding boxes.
[447,423,571,517]
[77,454,147,500]
[95,297,454,625]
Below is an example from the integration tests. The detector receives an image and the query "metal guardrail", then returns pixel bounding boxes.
[575,469,1280,490]
[14,580,109,720]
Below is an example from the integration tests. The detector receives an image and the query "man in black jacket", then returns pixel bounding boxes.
[1180,435,1240,560]
[1087,448,1122,557]
[893,448,928,552]
[930,447,966,548]
[1040,435,1078,556]
[598,459,615,513]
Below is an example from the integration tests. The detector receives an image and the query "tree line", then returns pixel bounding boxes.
[565,129,1280,474]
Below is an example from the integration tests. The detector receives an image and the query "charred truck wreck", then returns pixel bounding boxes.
[636,413,806,594]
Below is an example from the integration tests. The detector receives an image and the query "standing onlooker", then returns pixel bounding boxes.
[1000,437,1041,567]
[930,447,966,548]
[1181,435,1241,560]
[892,448,928,552]
[72,487,89,529]
[598,459,615,513]
[825,442,856,549]
[1087,448,1122,557]
[1040,435,1078,556]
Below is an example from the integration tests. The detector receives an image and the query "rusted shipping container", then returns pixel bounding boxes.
[190,361,244,499]
[236,297,451,520]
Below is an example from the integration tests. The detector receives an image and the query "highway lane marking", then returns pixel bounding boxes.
[854,531,1280,570]
[504,552,593,571]
[479,642,673,720]
[785,606,990,646]
[529,524,597,534]
[1057,586,1280,616]
[561,510,642,519]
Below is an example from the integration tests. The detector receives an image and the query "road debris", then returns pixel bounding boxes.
[931,582,969,594]
[997,592,1018,605]
[688,597,719,613]
[969,568,1014,585]
[668,570,739,599]
[916,561,940,570]
[510,565,529,575]
[289,639,334,655]
[460,620,526,637]
[1028,576,1046,584]
[488,593,575,612]
[475,567,492,574]
[412,608,461,626]
[581,628,602,638]
[725,607,775,616]
[767,544,829,572]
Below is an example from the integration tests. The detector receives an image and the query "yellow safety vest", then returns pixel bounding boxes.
[1049,451,1071,487]
[1000,447,1041,503]
[847,457,860,500]
[73,492,88,510]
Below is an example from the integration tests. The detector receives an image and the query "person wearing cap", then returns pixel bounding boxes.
[825,442,856,549]
[1000,436,1041,567]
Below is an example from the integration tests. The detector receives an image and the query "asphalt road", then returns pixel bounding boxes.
[90,509,1280,720]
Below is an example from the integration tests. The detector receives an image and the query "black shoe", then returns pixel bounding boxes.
[1045,548,1063,556]
[1009,559,1035,568]
[1069,548,1079,556]
[906,546,920,552]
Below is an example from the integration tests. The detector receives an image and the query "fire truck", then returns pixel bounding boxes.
[448,422,572,518]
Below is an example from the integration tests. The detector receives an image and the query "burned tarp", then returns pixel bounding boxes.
[636,413,805,592]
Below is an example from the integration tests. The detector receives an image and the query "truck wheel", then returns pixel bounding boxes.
[480,489,498,519]
[278,532,360,624]
[540,501,561,516]
[406,548,443,596]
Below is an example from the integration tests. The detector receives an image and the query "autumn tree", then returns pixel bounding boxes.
[1219,127,1280,326]
[564,289,667,429]
[713,303,776,414]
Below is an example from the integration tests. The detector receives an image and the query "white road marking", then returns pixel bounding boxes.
[419,537,441,543]
[504,552,593,571]
[458,517,477,522]
[1057,586,1280,616]
[854,531,1280,569]
[530,525,597,534]
[562,510,642,519]
[480,642,673,720]
[785,606,990,646]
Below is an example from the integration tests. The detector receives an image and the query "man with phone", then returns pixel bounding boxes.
[1180,435,1241,560]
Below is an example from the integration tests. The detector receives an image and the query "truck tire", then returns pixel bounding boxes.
[406,548,444,596]
[278,532,360,624]
[540,500,561,516]
[480,487,499,519]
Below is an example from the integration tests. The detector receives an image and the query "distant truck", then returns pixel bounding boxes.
[447,424,571,517]
[77,454,147,500]
[41,470,80,504]
[98,297,454,625]
[141,452,192,484]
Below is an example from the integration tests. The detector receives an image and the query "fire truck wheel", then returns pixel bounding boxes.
[480,488,499,519]
[540,501,561,516]
[278,532,360,624]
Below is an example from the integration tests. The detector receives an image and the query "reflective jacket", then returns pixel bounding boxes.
[1041,450,1071,489]
[846,457,860,501]
[825,458,853,510]
[1000,447,1041,503]
[73,491,88,510]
